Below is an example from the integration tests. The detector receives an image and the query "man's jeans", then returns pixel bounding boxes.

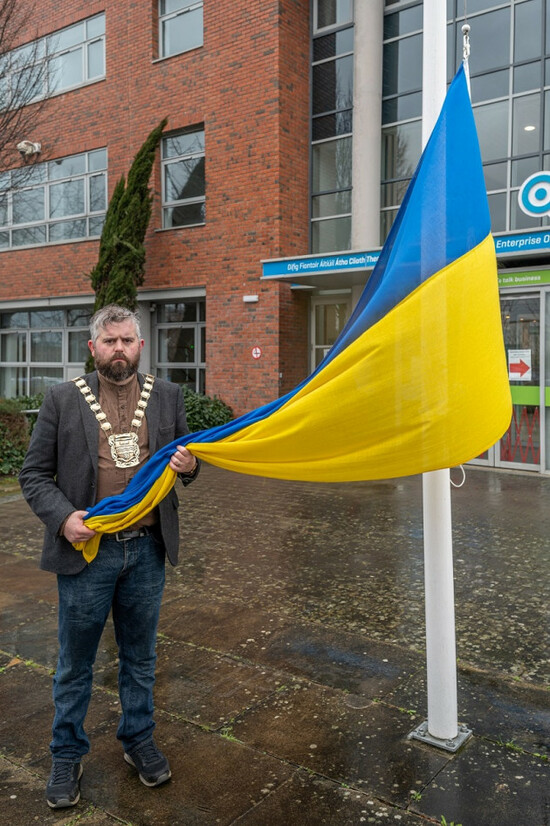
[51,534,165,760]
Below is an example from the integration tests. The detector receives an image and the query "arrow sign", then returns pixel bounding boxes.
[508,349,532,381]
[509,359,530,377]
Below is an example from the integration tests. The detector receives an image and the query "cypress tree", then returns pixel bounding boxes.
[85,118,167,371]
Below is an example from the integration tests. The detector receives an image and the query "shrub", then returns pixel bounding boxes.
[0,398,31,476]
[181,387,233,433]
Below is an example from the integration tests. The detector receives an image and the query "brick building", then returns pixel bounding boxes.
[3,1,550,474]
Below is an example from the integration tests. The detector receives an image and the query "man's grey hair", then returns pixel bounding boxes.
[89,305,141,343]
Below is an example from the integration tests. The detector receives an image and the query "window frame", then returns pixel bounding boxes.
[158,0,204,59]
[161,127,206,229]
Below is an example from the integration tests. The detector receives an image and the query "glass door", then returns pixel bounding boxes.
[310,297,351,371]
[497,294,541,471]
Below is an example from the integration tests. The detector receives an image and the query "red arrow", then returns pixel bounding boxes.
[509,359,530,377]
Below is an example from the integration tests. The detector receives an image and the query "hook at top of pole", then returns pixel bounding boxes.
[462,23,471,64]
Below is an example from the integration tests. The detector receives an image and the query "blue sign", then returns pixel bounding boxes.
[519,172,550,216]
[494,230,550,254]
[262,251,380,278]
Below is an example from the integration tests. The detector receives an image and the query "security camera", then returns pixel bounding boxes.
[16,140,41,158]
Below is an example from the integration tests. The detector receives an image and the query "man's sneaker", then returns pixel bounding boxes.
[46,760,83,808]
[124,738,171,787]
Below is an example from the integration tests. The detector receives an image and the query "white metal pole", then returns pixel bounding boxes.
[421,0,458,743]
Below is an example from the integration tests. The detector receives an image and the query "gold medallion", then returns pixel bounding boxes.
[108,432,140,468]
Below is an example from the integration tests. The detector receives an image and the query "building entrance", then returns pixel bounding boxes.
[474,292,542,472]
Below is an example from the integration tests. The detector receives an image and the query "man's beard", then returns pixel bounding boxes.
[95,352,140,382]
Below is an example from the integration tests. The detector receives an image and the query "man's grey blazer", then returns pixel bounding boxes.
[19,372,198,575]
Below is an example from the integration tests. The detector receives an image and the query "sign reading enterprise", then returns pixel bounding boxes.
[261,230,550,282]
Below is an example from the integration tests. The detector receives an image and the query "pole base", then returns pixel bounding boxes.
[408,720,472,752]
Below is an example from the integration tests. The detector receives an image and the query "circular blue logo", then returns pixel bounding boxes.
[519,172,550,216]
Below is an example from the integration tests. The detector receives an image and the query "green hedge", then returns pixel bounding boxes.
[0,398,32,476]
[181,387,233,432]
[0,388,232,476]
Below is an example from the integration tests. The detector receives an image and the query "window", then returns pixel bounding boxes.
[0,308,91,398]
[314,0,354,33]
[311,18,354,253]
[159,0,203,58]
[154,301,206,393]
[0,149,107,250]
[161,128,205,228]
[3,14,105,107]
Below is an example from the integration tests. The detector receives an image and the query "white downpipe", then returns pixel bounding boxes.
[421,0,458,742]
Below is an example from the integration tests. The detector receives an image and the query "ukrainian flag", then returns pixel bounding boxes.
[76,65,511,562]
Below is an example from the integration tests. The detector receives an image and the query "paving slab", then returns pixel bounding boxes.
[411,737,550,826]
[1,465,549,825]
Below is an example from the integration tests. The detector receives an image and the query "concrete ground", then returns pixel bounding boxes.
[0,464,548,826]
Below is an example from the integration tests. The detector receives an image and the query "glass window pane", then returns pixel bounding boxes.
[158,303,197,323]
[0,232,9,248]
[164,157,205,201]
[311,216,351,253]
[48,155,86,180]
[514,0,542,63]
[49,179,85,218]
[313,55,353,115]
[89,215,105,236]
[512,156,540,187]
[510,194,542,230]
[312,110,353,140]
[87,39,105,79]
[86,14,105,38]
[381,121,421,180]
[470,70,509,104]
[89,174,106,212]
[0,194,7,225]
[49,22,85,53]
[88,149,107,171]
[68,330,89,362]
[382,92,422,123]
[158,328,195,362]
[312,136,352,192]
[161,7,203,57]
[157,367,196,388]
[512,94,541,156]
[12,226,46,246]
[29,368,63,395]
[381,178,410,208]
[163,202,205,227]
[313,28,354,62]
[514,62,541,94]
[0,332,26,361]
[200,326,205,361]
[12,188,45,224]
[384,7,422,39]
[462,9,510,75]
[316,0,353,30]
[67,308,92,327]
[312,190,351,218]
[49,219,87,241]
[1,312,28,329]
[483,161,508,192]
[162,131,204,159]
[544,89,550,150]
[383,34,422,97]
[488,191,507,232]
[30,331,62,361]
[161,0,196,13]
[0,367,27,398]
[30,310,64,327]
[473,100,509,162]
[49,47,83,92]
[456,0,505,11]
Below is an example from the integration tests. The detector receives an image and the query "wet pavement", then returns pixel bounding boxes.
[0,464,549,825]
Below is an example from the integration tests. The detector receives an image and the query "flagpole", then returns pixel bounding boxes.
[410,0,472,751]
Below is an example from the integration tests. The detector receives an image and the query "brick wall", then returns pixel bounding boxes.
[0,0,311,415]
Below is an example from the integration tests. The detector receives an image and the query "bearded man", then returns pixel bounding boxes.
[20,304,199,809]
